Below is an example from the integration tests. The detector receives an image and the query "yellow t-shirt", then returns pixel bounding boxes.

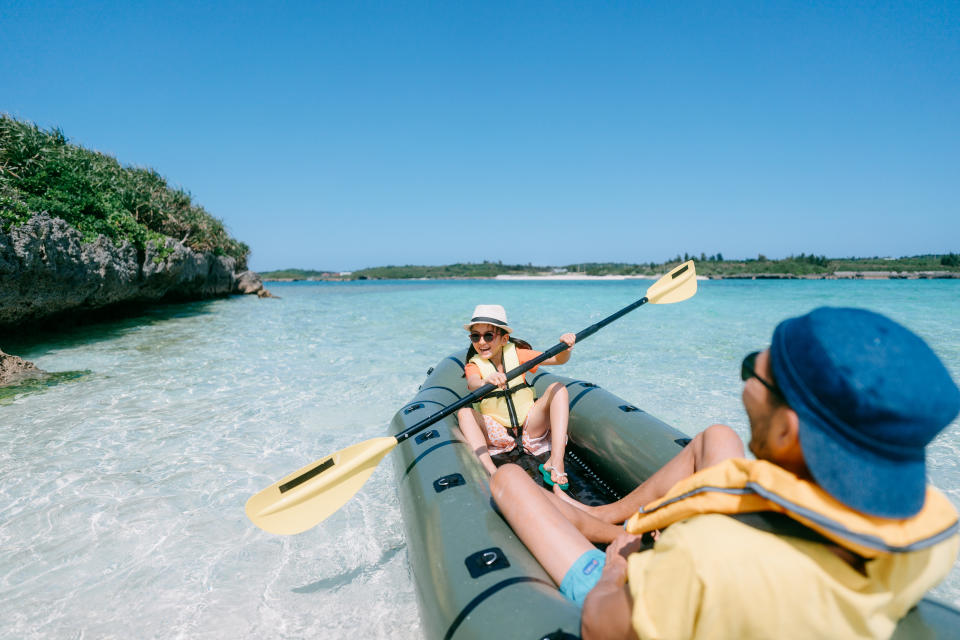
[627,514,958,639]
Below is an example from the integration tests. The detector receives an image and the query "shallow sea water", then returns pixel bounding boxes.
[1,279,958,638]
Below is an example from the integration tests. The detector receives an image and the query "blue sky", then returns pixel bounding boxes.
[2,1,958,271]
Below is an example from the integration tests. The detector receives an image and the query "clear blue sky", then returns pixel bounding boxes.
[3,1,958,271]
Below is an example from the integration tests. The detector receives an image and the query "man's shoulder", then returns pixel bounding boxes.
[653,513,819,564]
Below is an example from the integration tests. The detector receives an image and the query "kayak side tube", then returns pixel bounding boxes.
[391,352,581,640]
[527,370,691,497]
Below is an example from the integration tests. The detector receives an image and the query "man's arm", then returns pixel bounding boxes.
[581,534,642,640]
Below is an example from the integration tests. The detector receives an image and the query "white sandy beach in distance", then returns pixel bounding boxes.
[494,274,710,281]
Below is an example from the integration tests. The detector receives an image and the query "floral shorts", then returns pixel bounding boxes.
[481,414,552,456]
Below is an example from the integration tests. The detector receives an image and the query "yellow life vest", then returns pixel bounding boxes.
[625,458,959,559]
[469,342,537,428]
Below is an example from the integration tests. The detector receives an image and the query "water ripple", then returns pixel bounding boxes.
[2,280,958,637]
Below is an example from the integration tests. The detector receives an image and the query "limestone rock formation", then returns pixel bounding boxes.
[235,270,275,298]
[0,213,269,328]
[0,348,44,386]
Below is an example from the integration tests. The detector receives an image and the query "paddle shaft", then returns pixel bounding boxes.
[394,295,649,445]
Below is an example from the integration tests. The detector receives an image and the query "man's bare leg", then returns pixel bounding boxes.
[553,423,744,524]
[490,464,609,583]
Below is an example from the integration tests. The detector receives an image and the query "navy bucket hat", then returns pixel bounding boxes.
[769,307,960,519]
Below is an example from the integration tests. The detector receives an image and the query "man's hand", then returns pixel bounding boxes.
[581,533,644,640]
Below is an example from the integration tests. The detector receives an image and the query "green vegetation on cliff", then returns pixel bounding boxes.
[0,115,248,268]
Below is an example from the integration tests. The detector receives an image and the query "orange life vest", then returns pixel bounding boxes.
[625,458,959,559]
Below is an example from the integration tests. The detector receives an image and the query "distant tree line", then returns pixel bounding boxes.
[260,252,960,280]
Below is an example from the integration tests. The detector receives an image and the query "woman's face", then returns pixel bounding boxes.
[469,323,509,359]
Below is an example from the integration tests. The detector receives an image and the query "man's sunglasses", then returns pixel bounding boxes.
[741,351,785,400]
[470,331,501,344]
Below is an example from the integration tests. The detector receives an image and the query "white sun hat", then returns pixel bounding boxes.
[463,304,512,333]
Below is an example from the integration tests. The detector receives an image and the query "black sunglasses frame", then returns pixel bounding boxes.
[469,331,501,344]
[741,351,785,401]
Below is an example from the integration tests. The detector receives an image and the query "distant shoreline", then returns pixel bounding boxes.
[259,255,960,282]
[263,270,960,282]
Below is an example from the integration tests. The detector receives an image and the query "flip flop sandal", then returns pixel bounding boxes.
[538,463,569,491]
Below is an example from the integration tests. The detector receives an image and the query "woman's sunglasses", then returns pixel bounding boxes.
[469,331,500,344]
[741,351,785,400]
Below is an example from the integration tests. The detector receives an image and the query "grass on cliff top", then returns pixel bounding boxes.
[0,115,249,268]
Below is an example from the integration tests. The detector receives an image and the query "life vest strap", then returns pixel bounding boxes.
[727,511,868,572]
[728,511,832,546]
[484,382,533,399]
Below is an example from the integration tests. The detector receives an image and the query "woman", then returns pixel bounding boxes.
[456,304,576,485]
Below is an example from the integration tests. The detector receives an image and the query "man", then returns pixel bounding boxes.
[490,307,960,639]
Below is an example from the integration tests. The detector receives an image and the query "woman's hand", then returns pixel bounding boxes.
[541,333,577,366]
[483,372,508,389]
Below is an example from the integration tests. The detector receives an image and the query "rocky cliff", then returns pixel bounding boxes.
[0,213,269,329]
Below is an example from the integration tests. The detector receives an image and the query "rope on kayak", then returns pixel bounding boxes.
[566,449,622,501]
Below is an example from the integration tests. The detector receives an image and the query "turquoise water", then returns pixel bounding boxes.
[1,279,958,638]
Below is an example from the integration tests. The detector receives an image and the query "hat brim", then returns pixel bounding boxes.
[796,410,926,519]
[463,320,512,333]
[771,317,927,518]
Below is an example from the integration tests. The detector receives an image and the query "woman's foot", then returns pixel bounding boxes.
[546,457,567,486]
[539,461,569,490]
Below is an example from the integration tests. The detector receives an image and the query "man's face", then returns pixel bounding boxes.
[743,349,781,460]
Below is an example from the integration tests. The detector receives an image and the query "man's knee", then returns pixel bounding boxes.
[695,423,744,463]
[490,463,526,498]
[702,423,738,443]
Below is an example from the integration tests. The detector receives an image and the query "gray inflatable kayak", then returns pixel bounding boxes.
[390,351,960,640]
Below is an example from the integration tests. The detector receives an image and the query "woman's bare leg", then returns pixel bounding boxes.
[554,424,745,524]
[455,407,499,476]
[525,382,569,483]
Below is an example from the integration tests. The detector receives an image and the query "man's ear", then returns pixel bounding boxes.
[771,406,799,446]
[771,406,807,473]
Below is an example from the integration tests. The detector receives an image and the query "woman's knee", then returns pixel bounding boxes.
[546,382,568,402]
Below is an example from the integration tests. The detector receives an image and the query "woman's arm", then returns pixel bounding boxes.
[466,371,507,391]
[538,333,576,365]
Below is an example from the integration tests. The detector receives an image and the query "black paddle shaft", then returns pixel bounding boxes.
[394,295,650,445]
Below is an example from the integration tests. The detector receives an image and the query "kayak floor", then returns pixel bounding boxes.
[491,445,622,507]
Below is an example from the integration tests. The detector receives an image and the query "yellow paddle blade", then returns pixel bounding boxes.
[645,260,697,304]
[246,436,398,535]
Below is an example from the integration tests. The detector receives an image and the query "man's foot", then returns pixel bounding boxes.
[551,483,597,513]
